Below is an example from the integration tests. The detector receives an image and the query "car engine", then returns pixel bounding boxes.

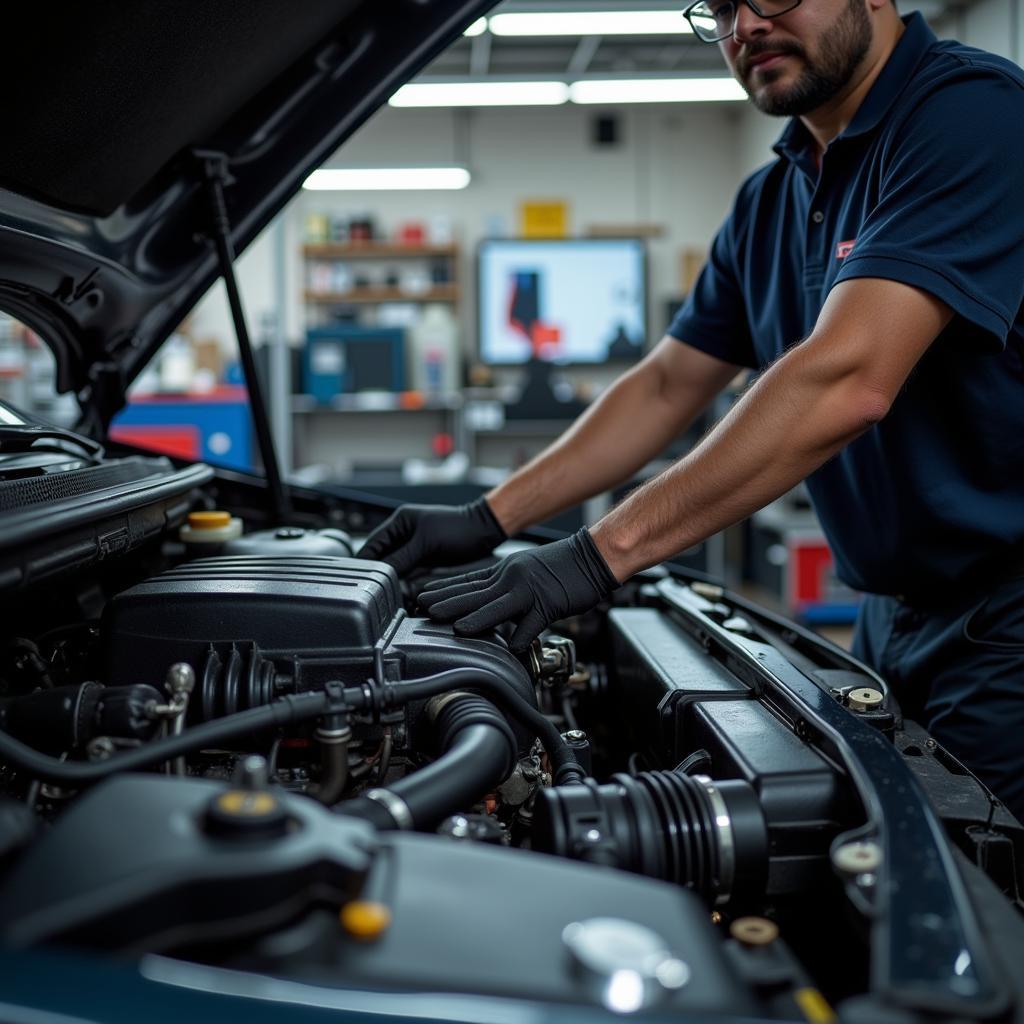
[0,433,1022,1022]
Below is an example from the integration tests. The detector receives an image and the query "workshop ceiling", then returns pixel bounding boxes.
[423,0,973,82]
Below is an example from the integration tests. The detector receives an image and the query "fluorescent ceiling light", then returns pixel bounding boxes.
[489,11,692,36]
[464,17,487,36]
[570,78,746,103]
[303,168,471,191]
[390,81,569,107]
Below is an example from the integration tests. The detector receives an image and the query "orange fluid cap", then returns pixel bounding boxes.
[188,511,232,530]
[340,901,392,941]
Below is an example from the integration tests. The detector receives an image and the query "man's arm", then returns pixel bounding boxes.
[420,276,953,651]
[591,277,953,578]
[486,336,742,534]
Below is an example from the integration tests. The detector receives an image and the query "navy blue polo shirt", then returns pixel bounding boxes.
[669,12,1024,597]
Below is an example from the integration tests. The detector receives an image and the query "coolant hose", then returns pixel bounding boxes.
[341,694,517,831]
[387,668,585,784]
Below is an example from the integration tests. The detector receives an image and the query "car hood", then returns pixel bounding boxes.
[0,0,491,429]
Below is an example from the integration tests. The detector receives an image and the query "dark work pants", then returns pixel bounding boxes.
[852,577,1024,823]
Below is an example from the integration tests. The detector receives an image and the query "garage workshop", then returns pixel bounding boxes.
[0,2,1022,1021]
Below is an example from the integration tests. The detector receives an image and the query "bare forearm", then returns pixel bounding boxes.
[486,359,718,534]
[590,343,889,579]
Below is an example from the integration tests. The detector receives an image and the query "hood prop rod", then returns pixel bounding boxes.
[196,150,290,523]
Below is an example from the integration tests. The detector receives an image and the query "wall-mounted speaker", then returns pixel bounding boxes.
[592,113,621,147]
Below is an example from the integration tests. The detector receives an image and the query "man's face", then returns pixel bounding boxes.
[719,0,874,116]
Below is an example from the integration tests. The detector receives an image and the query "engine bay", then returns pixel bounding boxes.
[0,446,1022,1022]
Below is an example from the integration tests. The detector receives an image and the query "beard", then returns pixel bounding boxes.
[739,0,873,116]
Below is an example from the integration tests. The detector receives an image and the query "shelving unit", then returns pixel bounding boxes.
[291,392,461,414]
[303,243,457,260]
[303,285,458,305]
[302,243,460,313]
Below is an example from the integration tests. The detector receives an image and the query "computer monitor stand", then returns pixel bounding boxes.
[505,357,588,421]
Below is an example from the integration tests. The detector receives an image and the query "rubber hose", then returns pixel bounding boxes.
[0,688,365,786]
[312,738,350,805]
[343,696,517,831]
[389,668,584,784]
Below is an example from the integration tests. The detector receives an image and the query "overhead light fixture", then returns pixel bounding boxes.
[489,11,692,36]
[390,81,570,107]
[303,168,471,191]
[570,78,746,103]
[463,17,488,37]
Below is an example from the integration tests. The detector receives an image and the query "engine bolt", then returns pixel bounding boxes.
[87,736,116,762]
[165,662,196,696]
[833,840,883,876]
[233,754,270,790]
[729,917,779,947]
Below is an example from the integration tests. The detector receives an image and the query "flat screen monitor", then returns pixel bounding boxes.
[477,238,647,366]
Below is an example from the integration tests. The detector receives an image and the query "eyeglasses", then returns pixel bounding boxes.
[683,0,803,42]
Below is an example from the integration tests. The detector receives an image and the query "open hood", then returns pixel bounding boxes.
[0,1,493,429]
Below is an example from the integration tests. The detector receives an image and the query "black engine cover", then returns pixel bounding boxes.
[100,555,537,744]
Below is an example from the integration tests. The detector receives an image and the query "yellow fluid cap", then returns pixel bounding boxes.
[340,901,392,941]
[215,790,278,817]
[189,511,232,530]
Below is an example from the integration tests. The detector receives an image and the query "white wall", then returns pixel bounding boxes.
[737,105,786,177]
[936,0,1022,61]
[297,103,741,341]
[190,101,743,359]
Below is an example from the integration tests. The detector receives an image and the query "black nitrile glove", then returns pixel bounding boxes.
[358,497,507,576]
[418,529,621,653]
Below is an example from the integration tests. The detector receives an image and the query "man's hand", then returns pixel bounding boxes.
[358,498,507,575]
[418,529,620,653]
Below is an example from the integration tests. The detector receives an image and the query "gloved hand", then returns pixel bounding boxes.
[358,497,507,575]
[418,529,621,653]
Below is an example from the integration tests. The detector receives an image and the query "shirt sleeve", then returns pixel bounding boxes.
[833,68,1024,352]
[667,208,759,370]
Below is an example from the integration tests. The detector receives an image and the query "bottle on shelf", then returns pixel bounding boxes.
[408,304,459,394]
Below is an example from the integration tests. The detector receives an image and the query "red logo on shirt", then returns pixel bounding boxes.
[835,239,856,259]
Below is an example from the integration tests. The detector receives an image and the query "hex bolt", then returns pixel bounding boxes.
[87,736,116,762]
[165,662,196,697]
[233,754,270,790]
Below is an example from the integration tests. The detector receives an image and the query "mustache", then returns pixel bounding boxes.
[738,41,804,75]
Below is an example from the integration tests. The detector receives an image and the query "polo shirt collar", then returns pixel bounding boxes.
[772,11,936,165]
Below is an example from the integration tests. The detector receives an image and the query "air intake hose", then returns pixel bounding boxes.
[340,694,516,832]
[532,771,768,905]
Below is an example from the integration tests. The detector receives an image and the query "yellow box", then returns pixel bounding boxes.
[520,200,569,239]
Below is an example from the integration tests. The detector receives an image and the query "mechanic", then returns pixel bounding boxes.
[360,0,1024,819]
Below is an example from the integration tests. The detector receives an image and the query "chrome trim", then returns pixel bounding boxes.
[364,788,414,830]
[695,774,735,904]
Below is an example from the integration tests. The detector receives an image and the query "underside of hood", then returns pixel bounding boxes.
[0,0,493,430]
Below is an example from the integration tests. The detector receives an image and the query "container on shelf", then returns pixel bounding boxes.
[408,304,459,394]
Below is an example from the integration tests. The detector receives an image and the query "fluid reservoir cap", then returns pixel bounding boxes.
[180,511,244,545]
[188,511,232,530]
[562,918,690,1012]
[204,787,290,840]
[340,900,392,941]
[848,687,884,711]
